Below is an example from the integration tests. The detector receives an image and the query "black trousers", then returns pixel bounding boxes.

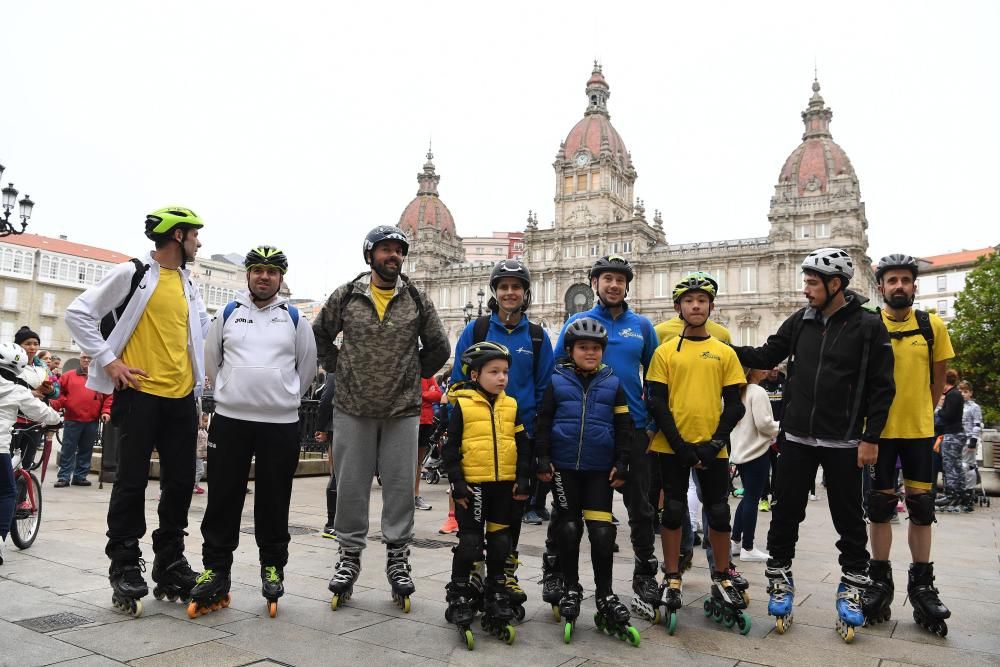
[545,431,657,567]
[201,414,300,571]
[453,481,514,582]
[552,469,616,592]
[766,440,869,574]
[105,389,197,561]
[507,438,532,550]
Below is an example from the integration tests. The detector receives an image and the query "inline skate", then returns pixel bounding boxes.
[151,554,196,604]
[328,547,361,610]
[503,551,527,622]
[261,564,284,618]
[863,559,893,625]
[540,552,564,620]
[186,568,231,618]
[445,580,477,650]
[908,562,950,637]
[835,571,869,643]
[594,592,640,646]
[109,558,148,617]
[557,584,584,643]
[765,562,794,634]
[704,570,751,635]
[630,556,661,623]
[481,576,517,644]
[386,543,415,612]
[659,572,683,635]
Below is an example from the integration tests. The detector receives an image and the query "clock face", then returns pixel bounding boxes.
[575,153,590,167]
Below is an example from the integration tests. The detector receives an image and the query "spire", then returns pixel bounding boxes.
[801,78,833,140]
[416,147,440,196]
[585,61,610,118]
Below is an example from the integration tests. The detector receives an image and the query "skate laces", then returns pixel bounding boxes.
[386,546,412,582]
[264,566,281,583]
[122,559,147,585]
[766,566,793,599]
[195,569,216,585]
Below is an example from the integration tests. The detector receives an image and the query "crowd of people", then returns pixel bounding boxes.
[0,207,989,647]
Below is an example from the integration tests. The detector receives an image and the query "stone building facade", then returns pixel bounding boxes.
[402,65,876,347]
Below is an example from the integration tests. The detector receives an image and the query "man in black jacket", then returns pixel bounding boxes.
[732,247,895,639]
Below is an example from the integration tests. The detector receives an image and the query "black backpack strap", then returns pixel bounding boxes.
[472,315,491,344]
[100,258,149,339]
[406,282,424,329]
[844,314,877,440]
[528,321,545,371]
[914,309,935,384]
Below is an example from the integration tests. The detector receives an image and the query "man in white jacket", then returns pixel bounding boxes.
[65,206,209,616]
[190,246,316,616]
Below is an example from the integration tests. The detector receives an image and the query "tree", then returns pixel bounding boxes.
[949,250,1000,425]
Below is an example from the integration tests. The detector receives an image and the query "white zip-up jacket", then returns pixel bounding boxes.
[1,379,61,455]
[204,291,317,423]
[65,252,210,397]
[729,383,781,464]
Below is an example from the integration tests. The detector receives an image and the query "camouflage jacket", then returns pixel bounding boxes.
[313,272,450,418]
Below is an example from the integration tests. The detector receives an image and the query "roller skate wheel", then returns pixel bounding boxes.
[463,629,475,650]
[268,601,278,618]
[775,616,788,634]
[399,596,411,613]
[503,624,516,645]
[625,625,641,646]
[563,621,573,644]
[513,605,525,622]
[167,593,178,602]
[222,594,231,608]
[737,611,752,635]
[593,612,604,632]
[330,594,341,611]
[651,608,661,624]
[703,599,713,616]
[132,600,143,617]
[551,605,561,622]
[666,611,678,635]
[741,591,750,606]
[723,609,736,628]
[153,588,165,601]
[187,601,199,619]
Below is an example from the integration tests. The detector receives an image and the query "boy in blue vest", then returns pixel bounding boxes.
[442,342,530,648]
[535,318,638,645]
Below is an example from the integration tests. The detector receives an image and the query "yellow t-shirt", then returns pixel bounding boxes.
[880,310,955,439]
[647,336,746,455]
[370,285,394,321]
[121,269,193,398]
[655,317,732,345]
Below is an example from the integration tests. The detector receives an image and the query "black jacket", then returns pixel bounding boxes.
[936,386,964,435]
[733,293,895,443]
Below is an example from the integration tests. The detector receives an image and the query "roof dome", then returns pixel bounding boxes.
[561,63,632,168]
[398,150,456,236]
[778,80,857,195]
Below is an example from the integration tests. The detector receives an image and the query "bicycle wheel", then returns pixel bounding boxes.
[10,471,43,549]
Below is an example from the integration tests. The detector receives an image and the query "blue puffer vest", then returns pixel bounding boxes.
[549,363,620,471]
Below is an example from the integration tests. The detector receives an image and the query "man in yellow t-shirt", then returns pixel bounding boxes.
[65,206,209,616]
[645,274,747,629]
[863,254,955,631]
[654,272,732,345]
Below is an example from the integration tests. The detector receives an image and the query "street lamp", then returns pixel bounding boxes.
[0,164,36,237]
[477,288,485,316]
[464,301,475,324]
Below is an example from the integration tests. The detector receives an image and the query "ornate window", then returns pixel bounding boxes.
[0,246,34,278]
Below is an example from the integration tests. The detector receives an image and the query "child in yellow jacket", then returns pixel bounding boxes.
[442,342,529,647]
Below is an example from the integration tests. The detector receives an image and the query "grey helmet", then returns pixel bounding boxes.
[876,253,919,282]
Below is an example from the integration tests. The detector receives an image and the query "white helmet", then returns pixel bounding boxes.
[0,342,29,375]
[801,247,855,282]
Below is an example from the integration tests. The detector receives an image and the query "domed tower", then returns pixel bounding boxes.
[553,62,637,229]
[768,78,874,293]
[398,149,464,274]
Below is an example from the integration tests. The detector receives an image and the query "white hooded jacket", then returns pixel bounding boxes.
[0,379,61,455]
[204,291,317,423]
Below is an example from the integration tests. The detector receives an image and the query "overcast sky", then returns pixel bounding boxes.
[3,1,997,300]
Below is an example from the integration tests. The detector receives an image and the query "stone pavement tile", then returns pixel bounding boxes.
[214,617,421,665]
[0,579,124,627]
[48,656,128,666]
[0,618,90,666]
[341,586,453,629]
[245,589,392,635]
[127,640,265,666]
[1,557,110,596]
[55,613,231,662]
[889,611,1000,656]
[66,585,251,629]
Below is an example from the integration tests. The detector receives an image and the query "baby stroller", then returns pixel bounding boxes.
[420,415,447,485]
[965,449,991,508]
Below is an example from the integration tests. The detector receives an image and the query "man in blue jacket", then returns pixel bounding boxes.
[450,259,555,617]
[545,255,661,622]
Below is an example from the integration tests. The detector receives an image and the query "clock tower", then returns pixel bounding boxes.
[553,62,637,229]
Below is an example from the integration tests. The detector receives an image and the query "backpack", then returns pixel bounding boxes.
[879,308,935,384]
[339,273,424,327]
[471,314,546,374]
[222,301,300,328]
[99,258,150,340]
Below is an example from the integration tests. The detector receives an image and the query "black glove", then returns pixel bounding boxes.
[535,455,553,476]
[694,440,725,468]
[515,475,531,497]
[450,479,470,502]
[612,460,629,482]
[966,437,978,450]
[675,442,700,468]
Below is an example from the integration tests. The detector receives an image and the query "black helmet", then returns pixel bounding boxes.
[564,317,608,353]
[460,341,511,376]
[589,255,634,283]
[363,225,409,265]
[876,253,919,282]
[489,259,532,312]
[244,245,288,274]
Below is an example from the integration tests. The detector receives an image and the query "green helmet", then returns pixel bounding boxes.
[673,273,718,303]
[244,245,288,274]
[144,206,204,240]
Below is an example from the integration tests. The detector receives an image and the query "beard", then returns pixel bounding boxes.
[884,292,914,309]
[250,282,279,301]
[373,258,401,282]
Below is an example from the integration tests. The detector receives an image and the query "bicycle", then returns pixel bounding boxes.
[8,422,61,549]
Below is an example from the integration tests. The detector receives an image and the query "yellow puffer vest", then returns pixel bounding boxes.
[450,386,519,483]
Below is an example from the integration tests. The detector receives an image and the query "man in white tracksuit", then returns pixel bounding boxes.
[190,246,316,613]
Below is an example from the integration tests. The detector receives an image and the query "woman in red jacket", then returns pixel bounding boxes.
[415,377,442,511]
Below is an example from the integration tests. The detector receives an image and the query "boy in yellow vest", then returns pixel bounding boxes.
[442,342,530,648]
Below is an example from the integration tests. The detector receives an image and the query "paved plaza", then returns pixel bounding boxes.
[2,461,999,667]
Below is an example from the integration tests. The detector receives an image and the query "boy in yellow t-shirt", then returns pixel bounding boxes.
[646,275,748,634]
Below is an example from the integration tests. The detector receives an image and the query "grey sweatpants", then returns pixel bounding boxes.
[332,411,418,551]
